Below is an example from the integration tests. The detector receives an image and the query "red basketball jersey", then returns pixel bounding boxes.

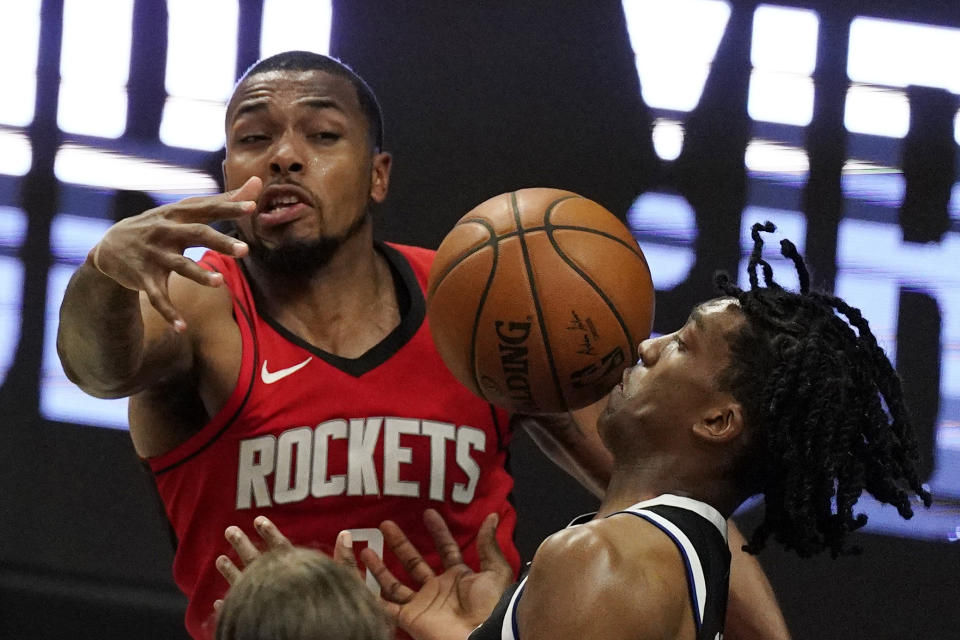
[147,243,518,639]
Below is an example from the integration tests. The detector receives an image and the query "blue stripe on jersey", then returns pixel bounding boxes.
[509,578,529,640]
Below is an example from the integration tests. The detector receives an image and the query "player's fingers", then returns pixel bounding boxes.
[361,546,415,605]
[423,508,464,569]
[227,176,263,203]
[177,176,262,223]
[175,198,257,224]
[165,254,223,288]
[142,279,186,333]
[215,554,242,585]
[477,512,511,579]
[380,520,436,584]
[174,223,248,258]
[253,515,292,551]
[225,525,261,567]
[332,530,363,580]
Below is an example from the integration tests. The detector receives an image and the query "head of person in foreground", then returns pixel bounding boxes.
[216,546,390,640]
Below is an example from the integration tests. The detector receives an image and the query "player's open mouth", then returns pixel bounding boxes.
[258,187,312,228]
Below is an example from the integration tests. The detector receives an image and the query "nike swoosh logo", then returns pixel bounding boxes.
[261,357,313,384]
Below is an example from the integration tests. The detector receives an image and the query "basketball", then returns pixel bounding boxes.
[426,188,655,413]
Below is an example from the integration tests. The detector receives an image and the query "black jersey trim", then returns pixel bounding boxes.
[249,243,425,378]
[153,264,259,476]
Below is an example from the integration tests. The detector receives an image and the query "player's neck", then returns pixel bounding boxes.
[248,229,402,357]
[597,456,737,520]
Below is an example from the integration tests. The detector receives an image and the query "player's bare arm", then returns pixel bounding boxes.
[725,523,791,640]
[518,520,691,640]
[512,395,614,498]
[56,177,261,399]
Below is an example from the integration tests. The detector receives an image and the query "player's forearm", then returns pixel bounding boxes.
[724,521,791,640]
[514,412,613,497]
[56,258,148,397]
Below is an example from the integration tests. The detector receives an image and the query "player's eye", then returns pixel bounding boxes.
[673,335,687,352]
[238,134,268,144]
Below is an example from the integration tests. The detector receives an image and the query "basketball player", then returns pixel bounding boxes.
[337,225,932,640]
[56,51,785,639]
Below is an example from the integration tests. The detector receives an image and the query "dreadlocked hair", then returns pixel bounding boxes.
[714,221,932,558]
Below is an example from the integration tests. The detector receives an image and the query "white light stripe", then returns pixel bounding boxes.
[0,0,42,126]
[58,0,133,138]
[0,129,33,176]
[752,5,819,74]
[623,0,731,112]
[261,0,333,58]
[54,143,218,193]
[848,17,960,93]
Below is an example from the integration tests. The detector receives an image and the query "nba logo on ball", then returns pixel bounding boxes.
[427,188,655,413]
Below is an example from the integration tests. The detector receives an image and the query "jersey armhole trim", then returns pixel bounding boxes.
[148,261,258,475]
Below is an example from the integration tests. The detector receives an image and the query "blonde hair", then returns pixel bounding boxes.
[216,547,389,640]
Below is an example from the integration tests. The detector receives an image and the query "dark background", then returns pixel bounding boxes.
[0,1,957,638]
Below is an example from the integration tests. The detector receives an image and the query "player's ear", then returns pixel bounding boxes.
[370,152,392,203]
[692,401,744,445]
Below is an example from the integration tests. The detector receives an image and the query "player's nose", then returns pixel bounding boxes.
[269,131,305,175]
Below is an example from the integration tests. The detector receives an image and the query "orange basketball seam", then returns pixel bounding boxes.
[511,192,576,411]
[544,202,646,358]
[466,218,499,402]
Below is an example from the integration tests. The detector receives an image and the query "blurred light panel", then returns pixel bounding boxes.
[652,118,684,160]
[50,213,112,263]
[0,257,24,387]
[261,0,333,57]
[751,5,819,74]
[43,260,128,428]
[626,192,696,289]
[159,97,229,151]
[748,71,814,126]
[748,5,818,126]
[836,220,960,406]
[848,17,960,93]
[0,129,33,176]
[0,1,42,126]
[0,206,28,248]
[0,206,25,387]
[54,143,219,193]
[57,0,133,138]
[161,0,238,150]
[846,17,960,139]
[622,0,731,112]
[745,139,810,174]
[844,84,910,138]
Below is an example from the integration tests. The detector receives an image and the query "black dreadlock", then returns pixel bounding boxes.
[715,222,932,558]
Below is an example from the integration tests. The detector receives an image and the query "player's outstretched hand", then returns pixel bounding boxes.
[88,176,262,331]
[363,509,514,640]
[213,515,293,611]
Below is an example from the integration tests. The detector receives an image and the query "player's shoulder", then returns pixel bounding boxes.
[533,515,677,577]
[520,518,688,637]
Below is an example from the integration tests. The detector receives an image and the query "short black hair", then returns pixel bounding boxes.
[716,222,932,558]
[233,50,384,151]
